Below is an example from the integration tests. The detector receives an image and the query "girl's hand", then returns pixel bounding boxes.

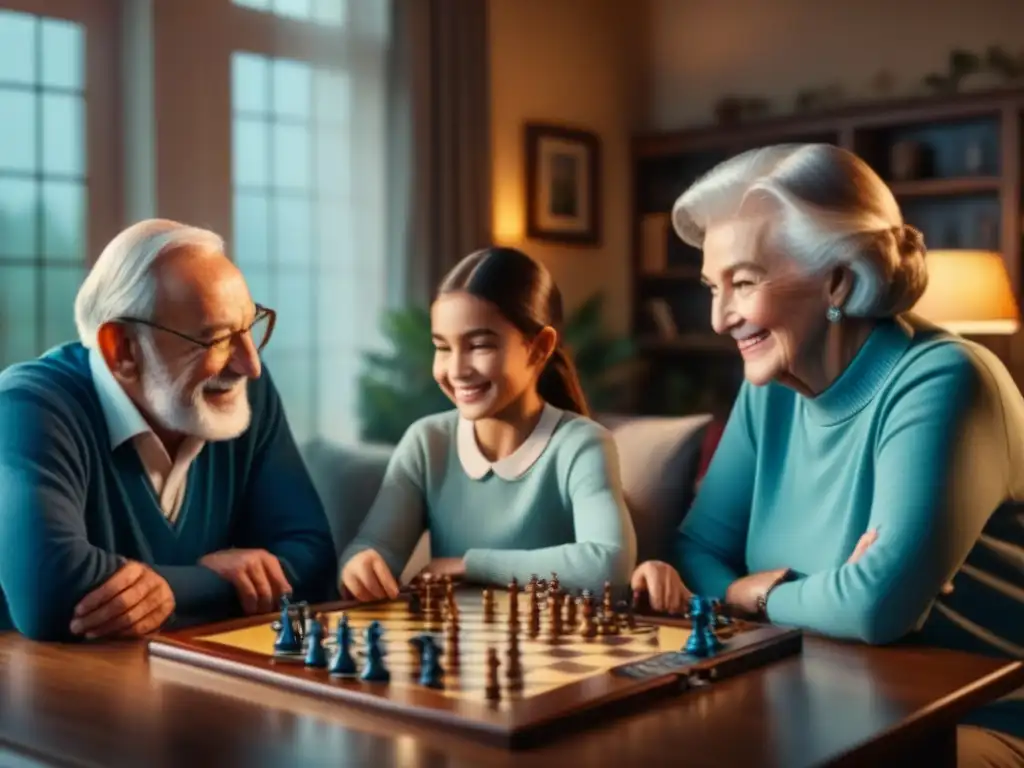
[340,549,400,602]
[418,557,466,579]
[630,560,692,614]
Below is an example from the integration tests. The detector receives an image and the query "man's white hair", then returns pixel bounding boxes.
[74,218,224,348]
[671,143,928,317]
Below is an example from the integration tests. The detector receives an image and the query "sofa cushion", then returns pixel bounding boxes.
[600,413,713,564]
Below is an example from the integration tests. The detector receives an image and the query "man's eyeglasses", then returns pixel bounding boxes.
[114,304,276,356]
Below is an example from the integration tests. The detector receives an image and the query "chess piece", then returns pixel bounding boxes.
[549,572,560,594]
[508,578,519,623]
[273,596,302,654]
[408,589,422,615]
[482,588,495,621]
[580,594,596,639]
[485,647,501,701]
[684,596,722,657]
[565,593,578,629]
[328,615,357,676]
[418,636,444,689]
[505,634,523,690]
[304,614,328,668]
[547,593,561,640]
[360,620,390,682]
[603,581,613,616]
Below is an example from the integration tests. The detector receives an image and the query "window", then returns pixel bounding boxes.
[229,4,389,446]
[0,8,85,370]
[233,0,348,26]
[0,0,118,373]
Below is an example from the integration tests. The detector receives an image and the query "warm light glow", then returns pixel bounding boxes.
[491,178,525,245]
[912,250,1020,335]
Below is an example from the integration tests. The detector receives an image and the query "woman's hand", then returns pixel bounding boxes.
[630,560,692,614]
[340,549,400,602]
[725,568,792,616]
[846,529,878,564]
[417,557,466,579]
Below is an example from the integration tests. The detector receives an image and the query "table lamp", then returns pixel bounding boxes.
[911,249,1020,335]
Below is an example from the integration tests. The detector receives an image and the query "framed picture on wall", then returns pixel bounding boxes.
[524,122,601,246]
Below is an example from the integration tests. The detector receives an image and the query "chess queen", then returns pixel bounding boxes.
[629,144,1024,767]
[338,247,637,599]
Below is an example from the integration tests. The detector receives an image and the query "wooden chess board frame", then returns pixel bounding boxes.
[146,591,802,748]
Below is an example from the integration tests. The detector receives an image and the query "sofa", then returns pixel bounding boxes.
[300,413,715,581]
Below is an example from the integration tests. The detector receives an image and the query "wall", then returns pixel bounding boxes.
[488,0,645,334]
[644,0,1024,130]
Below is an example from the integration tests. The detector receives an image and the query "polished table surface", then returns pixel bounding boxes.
[0,630,1020,768]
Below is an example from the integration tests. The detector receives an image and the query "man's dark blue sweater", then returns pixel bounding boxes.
[0,342,337,640]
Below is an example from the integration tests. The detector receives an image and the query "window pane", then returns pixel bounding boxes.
[41,181,85,261]
[269,353,313,445]
[42,265,83,350]
[232,193,270,269]
[273,0,312,21]
[232,118,269,188]
[317,199,351,271]
[0,265,36,369]
[273,123,310,191]
[0,10,35,85]
[241,267,272,312]
[42,93,85,176]
[274,197,312,266]
[272,59,311,120]
[318,355,354,443]
[316,131,350,197]
[317,274,350,349]
[231,52,267,115]
[312,0,347,26]
[0,88,37,172]
[0,178,38,257]
[274,270,313,349]
[314,70,349,126]
[41,19,83,90]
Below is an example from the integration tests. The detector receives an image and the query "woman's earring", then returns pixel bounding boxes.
[826,305,843,323]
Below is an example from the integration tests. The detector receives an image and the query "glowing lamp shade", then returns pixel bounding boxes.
[911,250,1020,335]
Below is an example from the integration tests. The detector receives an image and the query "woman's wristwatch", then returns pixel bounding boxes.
[755,568,796,620]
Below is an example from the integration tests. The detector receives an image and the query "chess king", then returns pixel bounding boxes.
[339,247,637,599]
[0,219,337,641]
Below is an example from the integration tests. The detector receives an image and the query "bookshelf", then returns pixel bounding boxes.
[630,87,1024,417]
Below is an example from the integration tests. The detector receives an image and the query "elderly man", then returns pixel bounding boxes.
[0,219,337,641]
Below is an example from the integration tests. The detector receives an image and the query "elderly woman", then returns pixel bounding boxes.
[632,144,1024,767]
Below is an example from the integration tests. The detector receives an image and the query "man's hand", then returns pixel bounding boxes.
[416,557,466,580]
[199,549,292,615]
[70,560,175,639]
[341,549,400,602]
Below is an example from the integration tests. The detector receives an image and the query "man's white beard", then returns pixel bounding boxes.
[139,338,252,442]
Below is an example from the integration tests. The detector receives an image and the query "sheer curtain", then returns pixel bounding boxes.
[227,0,392,447]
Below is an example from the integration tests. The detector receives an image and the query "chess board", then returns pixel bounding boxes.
[146,585,802,747]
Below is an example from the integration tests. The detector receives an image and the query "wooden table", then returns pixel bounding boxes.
[0,631,1020,768]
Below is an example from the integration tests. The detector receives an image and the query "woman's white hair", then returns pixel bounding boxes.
[671,143,928,317]
[74,218,224,348]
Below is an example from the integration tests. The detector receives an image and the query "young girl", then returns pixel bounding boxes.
[338,247,636,601]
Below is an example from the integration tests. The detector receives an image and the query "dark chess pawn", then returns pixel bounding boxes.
[482,588,495,621]
[304,614,328,668]
[485,647,501,701]
[329,615,357,676]
[408,589,422,615]
[549,572,560,594]
[419,636,444,689]
[684,596,722,657]
[360,620,390,682]
[565,593,578,629]
[508,578,519,622]
[274,596,302,654]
